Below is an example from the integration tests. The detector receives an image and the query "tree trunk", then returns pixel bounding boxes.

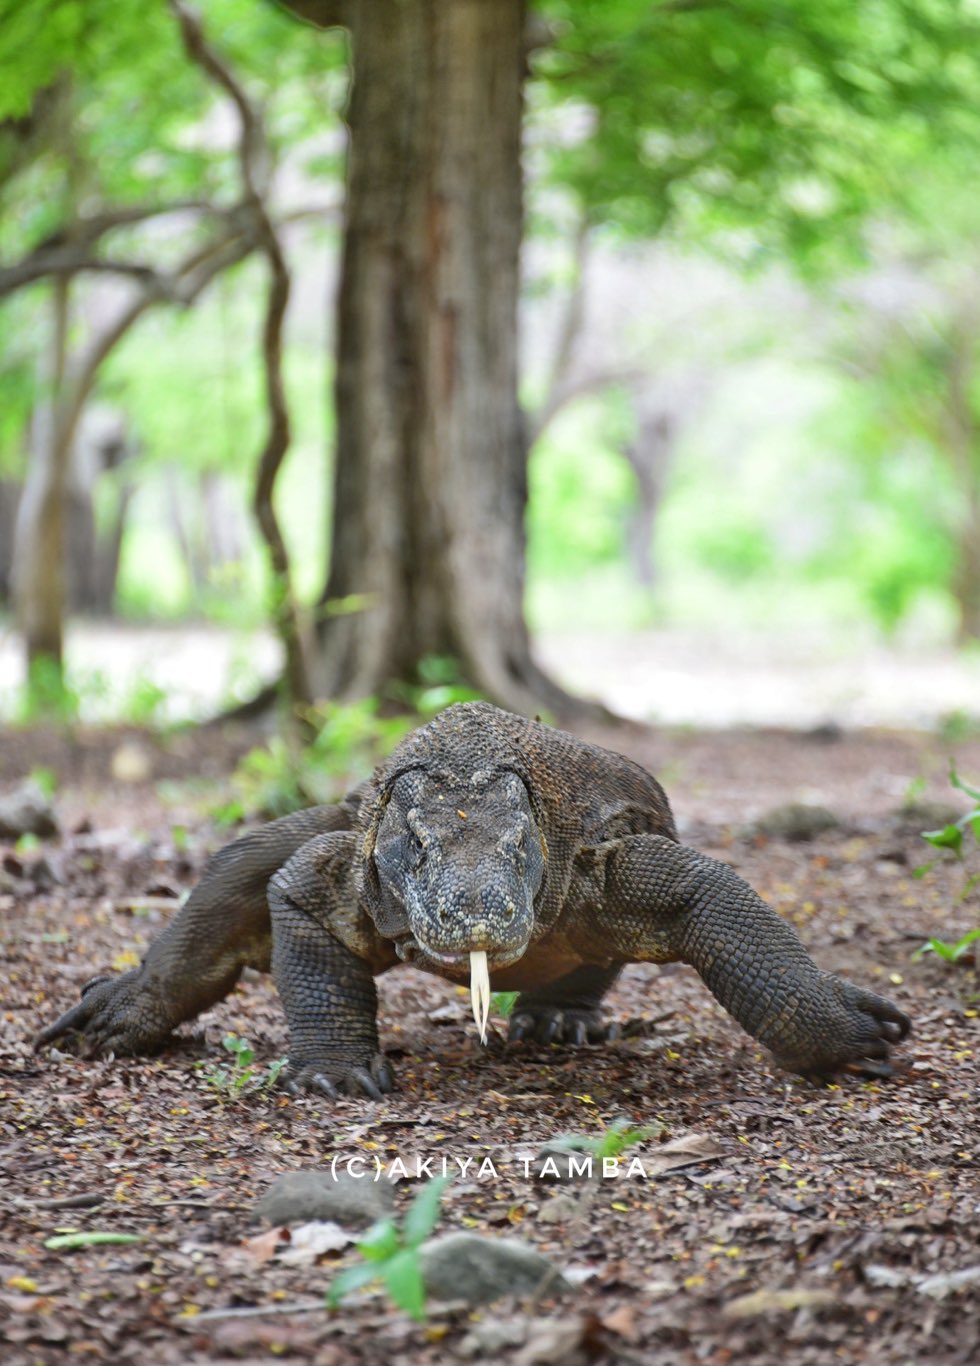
[11,279,72,675]
[952,500,980,643]
[623,404,676,590]
[316,0,607,722]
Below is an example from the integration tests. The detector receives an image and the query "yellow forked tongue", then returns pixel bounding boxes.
[470,950,490,1046]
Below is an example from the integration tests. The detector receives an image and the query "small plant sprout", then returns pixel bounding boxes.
[328,1176,450,1321]
[490,990,520,1020]
[197,1033,286,1100]
[551,1116,660,1161]
[913,764,979,966]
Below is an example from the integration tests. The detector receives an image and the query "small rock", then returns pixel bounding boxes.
[752,803,840,842]
[0,781,59,840]
[893,800,967,834]
[420,1232,568,1305]
[254,1169,394,1229]
[537,1193,584,1224]
[532,1140,598,1184]
[458,1319,528,1358]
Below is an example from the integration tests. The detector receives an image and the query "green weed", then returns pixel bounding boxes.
[913,764,980,966]
[197,1033,286,1101]
[328,1176,450,1321]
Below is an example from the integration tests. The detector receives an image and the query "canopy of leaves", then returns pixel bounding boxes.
[534,0,980,268]
[0,0,345,232]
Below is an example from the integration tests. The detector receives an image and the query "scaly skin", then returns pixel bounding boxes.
[36,703,911,1095]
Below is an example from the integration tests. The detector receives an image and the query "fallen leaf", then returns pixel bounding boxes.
[277,1221,356,1266]
[237,1227,291,1265]
[916,1265,980,1300]
[602,1304,639,1340]
[723,1287,837,1319]
[646,1134,726,1176]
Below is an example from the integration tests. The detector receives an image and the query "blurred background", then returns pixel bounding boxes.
[2,0,980,732]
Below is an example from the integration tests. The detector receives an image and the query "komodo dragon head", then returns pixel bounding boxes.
[370,766,545,1040]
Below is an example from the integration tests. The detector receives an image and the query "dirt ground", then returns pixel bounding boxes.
[2,719,978,1364]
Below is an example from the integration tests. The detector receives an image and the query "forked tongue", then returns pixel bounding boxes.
[470,950,490,1046]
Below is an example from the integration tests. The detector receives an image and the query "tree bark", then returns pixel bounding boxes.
[11,278,72,672]
[316,0,608,721]
[623,404,677,590]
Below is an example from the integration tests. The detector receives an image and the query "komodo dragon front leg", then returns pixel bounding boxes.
[35,805,354,1058]
[582,836,910,1081]
[266,832,395,1100]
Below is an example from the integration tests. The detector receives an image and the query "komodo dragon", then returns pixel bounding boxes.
[37,702,910,1098]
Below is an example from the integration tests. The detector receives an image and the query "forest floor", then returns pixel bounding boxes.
[1,718,978,1364]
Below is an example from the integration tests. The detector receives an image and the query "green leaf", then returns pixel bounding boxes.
[382,1248,426,1321]
[949,764,980,802]
[45,1232,143,1250]
[28,766,57,798]
[402,1175,450,1249]
[922,824,963,855]
[265,1058,288,1088]
[949,927,980,960]
[913,934,978,964]
[490,991,520,1019]
[326,1260,379,1309]
[357,1218,400,1262]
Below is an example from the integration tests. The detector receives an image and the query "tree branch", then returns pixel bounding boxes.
[0,199,255,301]
[0,253,163,297]
[527,365,645,447]
[275,0,351,30]
[30,200,217,251]
[171,0,313,712]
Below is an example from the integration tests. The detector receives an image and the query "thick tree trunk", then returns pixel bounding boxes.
[315,0,607,721]
[12,279,72,675]
[952,501,980,643]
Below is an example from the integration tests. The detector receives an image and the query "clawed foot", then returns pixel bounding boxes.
[34,971,174,1057]
[284,1052,395,1101]
[776,974,911,1083]
[508,1004,619,1047]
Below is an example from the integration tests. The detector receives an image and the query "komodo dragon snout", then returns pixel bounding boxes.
[373,768,544,993]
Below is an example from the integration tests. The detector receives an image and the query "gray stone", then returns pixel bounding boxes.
[0,782,58,840]
[893,799,967,834]
[752,802,839,842]
[420,1231,568,1305]
[254,1169,394,1229]
[531,1140,598,1184]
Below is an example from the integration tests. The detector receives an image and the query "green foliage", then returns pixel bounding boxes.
[490,991,520,1020]
[913,928,980,965]
[16,655,82,725]
[215,698,414,823]
[527,396,637,579]
[28,766,58,799]
[328,1177,450,1322]
[535,0,980,271]
[196,1033,286,1101]
[913,765,980,965]
[550,1116,659,1162]
[44,1232,143,1251]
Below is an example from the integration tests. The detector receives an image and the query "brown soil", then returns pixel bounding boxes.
[2,720,978,1365]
